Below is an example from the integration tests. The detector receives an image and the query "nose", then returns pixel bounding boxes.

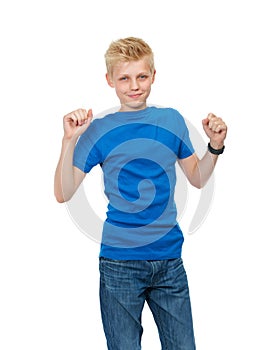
[130,78,139,90]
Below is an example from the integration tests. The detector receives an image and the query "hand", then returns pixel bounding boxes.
[63,108,93,140]
[202,113,227,149]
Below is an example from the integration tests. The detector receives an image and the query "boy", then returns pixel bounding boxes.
[54,37,227,349]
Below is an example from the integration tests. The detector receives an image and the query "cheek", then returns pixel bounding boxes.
[114,85,127,98]
[116,86,126,95]
[143,82,152,91]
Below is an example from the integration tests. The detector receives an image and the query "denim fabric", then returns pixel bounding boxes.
[99,258,196,350]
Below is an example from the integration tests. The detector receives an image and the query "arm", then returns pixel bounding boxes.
[178,113,227,189]
[54,109,93,203]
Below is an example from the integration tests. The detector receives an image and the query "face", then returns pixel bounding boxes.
[106,57,156,112]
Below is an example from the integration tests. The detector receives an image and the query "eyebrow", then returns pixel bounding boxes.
[119,72,150,76]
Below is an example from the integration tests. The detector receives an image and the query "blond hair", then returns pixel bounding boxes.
[105,37,155,75]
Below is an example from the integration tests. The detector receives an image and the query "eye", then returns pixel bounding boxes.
[119,76,128,81]
[139,75,148,80]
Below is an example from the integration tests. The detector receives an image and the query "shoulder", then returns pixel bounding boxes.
[149,106,187,129]
[79,111,122,142]
[149,106,184,120]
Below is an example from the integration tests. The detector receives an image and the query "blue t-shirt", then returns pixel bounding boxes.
[73,106,194,260]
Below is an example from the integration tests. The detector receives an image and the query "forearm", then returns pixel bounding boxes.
[193,150,219,188]
[54,137,79,203]
[190,114,227,188]
[179,145,222,189]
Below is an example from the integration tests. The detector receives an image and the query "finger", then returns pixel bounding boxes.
[64,113,78,125]
[215,124,222,133]
[213,121,227,133]
[218,124,227,133]
[208,116,223,131]
[209,119,218,130]
[74,109,88,126]
[208,114,216,128]
[207,113,216,121]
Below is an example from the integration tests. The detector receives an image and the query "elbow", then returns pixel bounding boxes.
[188,178,205,189]
[190,181,203,190]
[54,191,72,203]
[55,192,65,203]
[193,183,203,190]
[55,195,66,203]
[54,183,74,203]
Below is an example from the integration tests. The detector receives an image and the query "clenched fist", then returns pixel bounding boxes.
[63,108,93,140]
[202,113,227,149]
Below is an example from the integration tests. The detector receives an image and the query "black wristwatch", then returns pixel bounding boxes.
[208,142,225,155]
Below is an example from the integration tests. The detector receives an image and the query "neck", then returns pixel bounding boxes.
[119,101,147,112]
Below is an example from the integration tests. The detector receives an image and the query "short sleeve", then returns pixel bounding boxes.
[172,109,195,159]
[73,122,102,173]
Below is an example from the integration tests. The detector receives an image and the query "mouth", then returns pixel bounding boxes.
[128,93,143,99]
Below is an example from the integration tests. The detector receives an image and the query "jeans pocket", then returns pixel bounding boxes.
[99,258,138,292]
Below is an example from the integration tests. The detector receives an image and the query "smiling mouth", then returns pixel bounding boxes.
[128,93,143,99]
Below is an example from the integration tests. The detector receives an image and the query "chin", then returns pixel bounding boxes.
[125,100,146,110]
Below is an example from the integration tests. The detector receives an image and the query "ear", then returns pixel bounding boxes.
[106,73,114,88]
[151,70,156,84]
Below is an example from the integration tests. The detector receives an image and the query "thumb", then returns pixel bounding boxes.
[202,117,209,126]
[202,117,212,136]
[87,108,93,118]
[202,118,209,131]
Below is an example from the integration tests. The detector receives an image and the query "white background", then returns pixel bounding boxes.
[1,0,276,349]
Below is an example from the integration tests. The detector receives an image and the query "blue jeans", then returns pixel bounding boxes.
[99,257,196,350]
